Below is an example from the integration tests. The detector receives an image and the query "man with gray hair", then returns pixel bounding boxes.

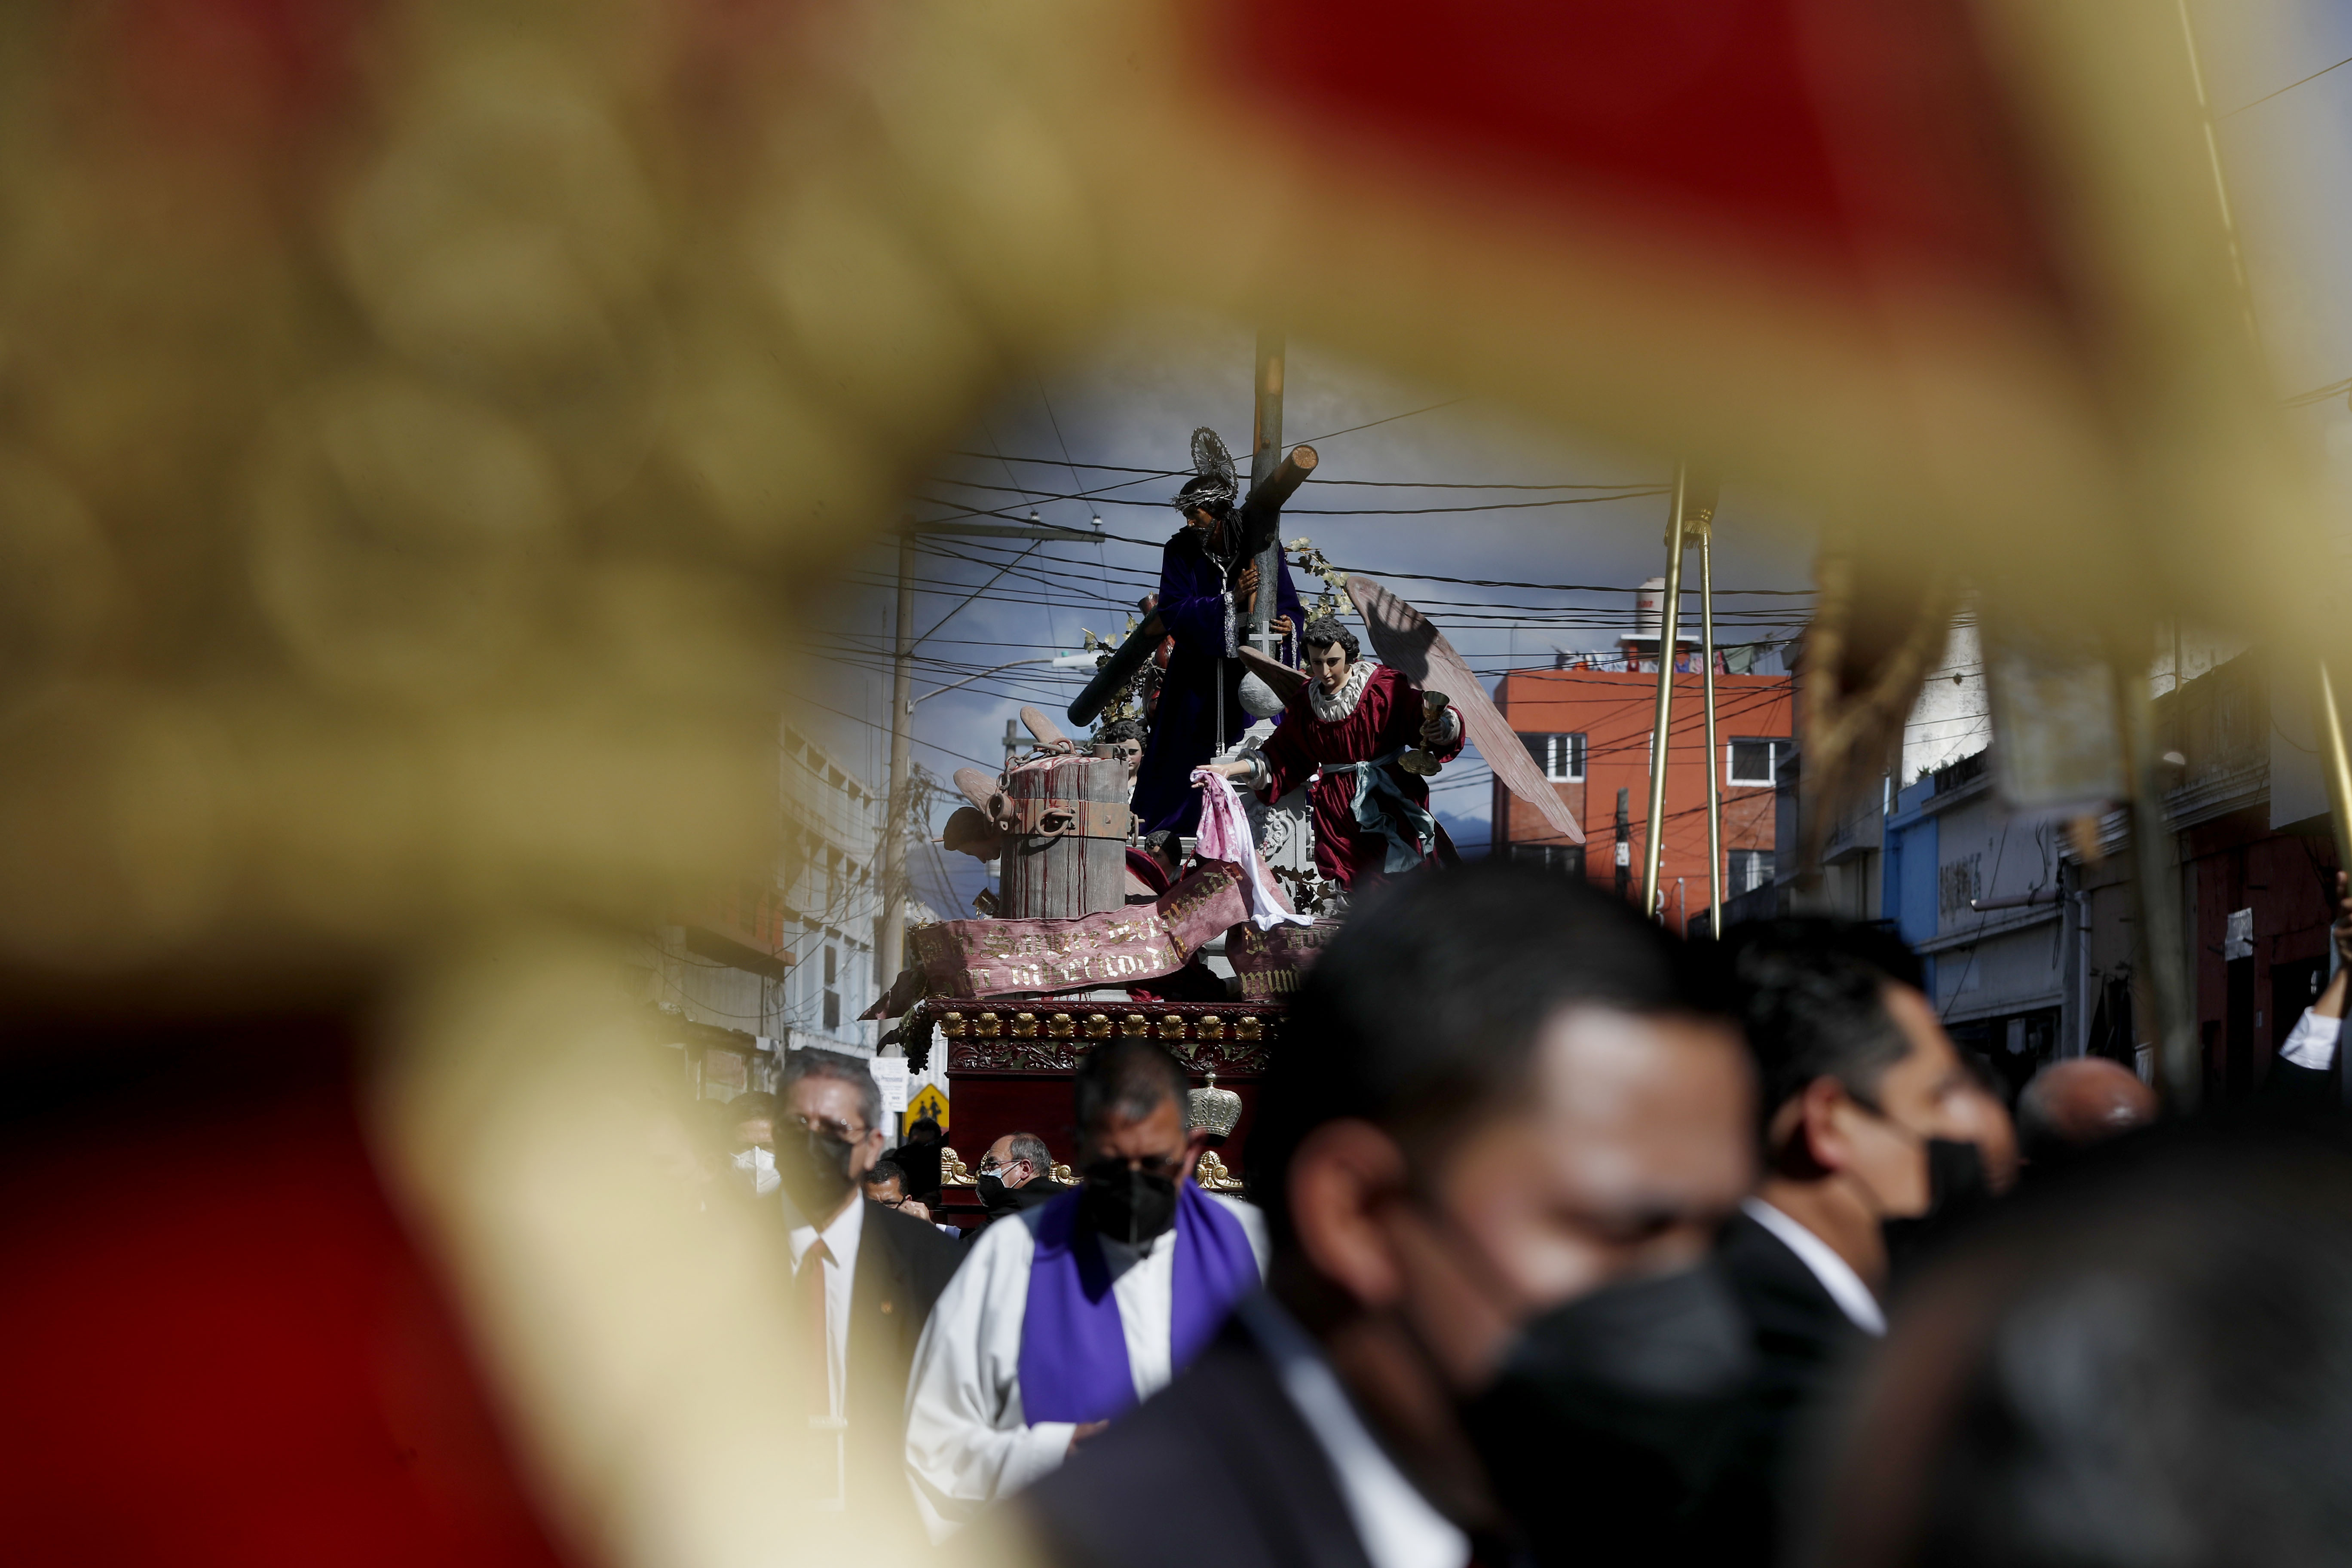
[776,1048,960,1519]
[971,1130,1066,1233]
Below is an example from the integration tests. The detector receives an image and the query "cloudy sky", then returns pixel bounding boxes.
[793,0,2352,920]
[790,310,1828,916]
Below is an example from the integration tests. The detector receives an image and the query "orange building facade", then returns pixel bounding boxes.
[1492,660,1795,936]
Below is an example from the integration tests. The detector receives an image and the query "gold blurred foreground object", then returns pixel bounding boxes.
[3,0,2344,1551]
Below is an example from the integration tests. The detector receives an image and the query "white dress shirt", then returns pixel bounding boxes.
[1742,1196,1885,1337]
[785,1191,866,1418]
[2280,1007,2343,1071]
[901,1192,1269,1542]
[1235,1293,1470,1568]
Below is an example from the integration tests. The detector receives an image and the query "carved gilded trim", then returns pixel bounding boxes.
[913,996,1283,1074]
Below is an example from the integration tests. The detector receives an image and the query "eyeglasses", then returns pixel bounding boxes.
[786,1112,869,1142]
[976,1157,1028,1176]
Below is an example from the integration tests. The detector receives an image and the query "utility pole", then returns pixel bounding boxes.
[877,533,916,988]
[1614,788,1631,902]
[1641,465,1693,922]
[872,516,1101,991]
[1691,481,1723,939]
[1249,328,1286,662]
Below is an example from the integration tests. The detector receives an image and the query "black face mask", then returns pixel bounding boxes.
[778,1126,856,1216]
[1460,1265,1757,1568]
[1077,1159,1178,1246]
[1882,1136,1992,1281]
[976,1171,1013,1212]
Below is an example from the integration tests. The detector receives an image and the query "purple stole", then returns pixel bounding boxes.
[1017,1181,1257,1424]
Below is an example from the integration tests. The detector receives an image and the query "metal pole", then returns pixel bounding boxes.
[2116,659,2198,1110]
[1699,513,1723,939]
[2317,663,2352,890]
[1641,465,1690,920]
[878,533,915,985]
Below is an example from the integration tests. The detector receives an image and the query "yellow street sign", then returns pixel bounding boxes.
[903,1083,948,1135]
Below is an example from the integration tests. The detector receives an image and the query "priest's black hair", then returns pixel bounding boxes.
[1073,1036,1190,1141]
[1250,861,1724,1244]
[1300,617,1358,663]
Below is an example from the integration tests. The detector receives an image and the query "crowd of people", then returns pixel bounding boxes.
[729,863,2352,1566]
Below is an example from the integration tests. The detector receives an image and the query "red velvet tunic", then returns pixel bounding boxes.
[1254,662,1464,888]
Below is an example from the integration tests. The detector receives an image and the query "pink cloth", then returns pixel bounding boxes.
[1191,769,1310,931]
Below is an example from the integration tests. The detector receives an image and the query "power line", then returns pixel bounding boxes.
[2220,51,2352,117]
[1289,395,1471,444]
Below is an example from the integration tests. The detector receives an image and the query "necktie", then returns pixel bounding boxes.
[800,1237,833,1417]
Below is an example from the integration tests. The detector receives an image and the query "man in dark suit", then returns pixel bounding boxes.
[776,1048,960,1525]
[1703,920,1987,1565]
[1011,864,1756,1568]
[2258,872,2352,1107]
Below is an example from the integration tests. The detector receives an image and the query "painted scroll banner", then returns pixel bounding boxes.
[1227,918,1344,998]
[867,863,1251,1016]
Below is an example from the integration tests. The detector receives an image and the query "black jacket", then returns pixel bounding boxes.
[1016,1316,1376,1568]
[1701,1209,1875,1568]
[790,1199,961,1521]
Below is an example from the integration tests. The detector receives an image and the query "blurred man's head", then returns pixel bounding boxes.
[725,1090,777,1151]
[2016,1057,2157,1165]
[1254,863,1753,1394]
[906,1115,941,1146]
[1726,920,1981,1225]
[863,1159,909,1206]
[1818,1125,2352,1568]
[776,1049,885,1221]
[980,1132,1054,1190]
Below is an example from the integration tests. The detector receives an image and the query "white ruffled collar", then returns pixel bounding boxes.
[1306,660,1375,723]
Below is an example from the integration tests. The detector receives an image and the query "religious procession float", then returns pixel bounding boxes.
[867,425,1586,1228]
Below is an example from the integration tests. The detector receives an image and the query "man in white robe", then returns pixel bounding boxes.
[903,1039,1268,1540]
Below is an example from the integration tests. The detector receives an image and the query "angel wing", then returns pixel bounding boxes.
[1347,574,1586,845]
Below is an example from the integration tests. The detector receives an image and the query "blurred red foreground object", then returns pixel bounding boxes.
[0,1034,568,1567]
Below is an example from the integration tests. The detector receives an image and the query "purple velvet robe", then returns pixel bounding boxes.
[1130,526,1304,838]
[1255,663,1463,888]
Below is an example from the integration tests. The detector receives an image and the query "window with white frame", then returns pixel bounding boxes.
[1728,849,1774,894]
[1519,732,1586,782]
[1727,738,1785,787]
